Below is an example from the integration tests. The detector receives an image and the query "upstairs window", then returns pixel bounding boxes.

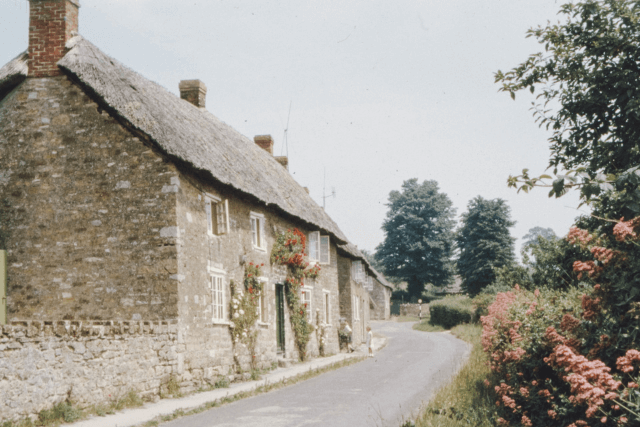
[250,212,266,250]
[308,231,319,262]
[309,232,330,264]
[205,195,229,236]
[351,260,365,283]
[320,236,330,264]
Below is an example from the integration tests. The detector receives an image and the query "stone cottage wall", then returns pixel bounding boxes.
[171,166,341,375]
[0,76,180,321]
[370,280,391,320]
[337,255,370,344]
[0,320,181,422]
[399,303,428,318]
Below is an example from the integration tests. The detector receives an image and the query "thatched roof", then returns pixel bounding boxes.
[370,266,394,290]
[337,242,393,289]
[1,35,347,242]
[0,52,27,99]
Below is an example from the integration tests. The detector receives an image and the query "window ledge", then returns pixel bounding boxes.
[257,322,270,327]
[212,320,230,326]
[253,246,267,252]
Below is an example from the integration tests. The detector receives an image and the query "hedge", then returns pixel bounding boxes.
[429,295,473,329]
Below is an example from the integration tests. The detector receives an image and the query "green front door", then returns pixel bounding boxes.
[275,284,285,354]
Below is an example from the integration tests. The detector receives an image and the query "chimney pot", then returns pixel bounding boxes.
[179,80,207,108]
[28,0,80,78]
[254,135,274,155]
[275,156,289,171]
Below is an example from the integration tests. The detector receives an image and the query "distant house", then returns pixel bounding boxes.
[336,244,371,344]
[0,0,380,421]
[369,267,393,320]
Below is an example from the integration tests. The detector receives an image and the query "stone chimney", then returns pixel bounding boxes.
[179,80,207,108]
[28,0,80,78]
[254,135,274,155]
[275,156,289,171]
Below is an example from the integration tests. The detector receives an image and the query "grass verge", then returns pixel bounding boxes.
[411,323,495,427]
[138,356,365,427]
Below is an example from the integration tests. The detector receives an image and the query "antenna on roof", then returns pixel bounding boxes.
[281,101,292,157]
[322,168,336,209]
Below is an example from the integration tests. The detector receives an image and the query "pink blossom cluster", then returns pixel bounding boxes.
[545,344,621,418]
[580,295,601,321]
[613,217,638,242]
[560,313,581,332]
[567,226,595,247]
[573,260,599,280]
[616,349,640,374]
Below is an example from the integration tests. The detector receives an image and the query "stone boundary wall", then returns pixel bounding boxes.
[399,303,428,318]
[0,320,184,422]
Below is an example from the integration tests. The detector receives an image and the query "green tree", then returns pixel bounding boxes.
[522,226,556,247]
[456,197,516,295]
[376,179,456,299]
[498,0,640,217]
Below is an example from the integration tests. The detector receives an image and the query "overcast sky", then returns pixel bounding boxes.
[1,0,584,257]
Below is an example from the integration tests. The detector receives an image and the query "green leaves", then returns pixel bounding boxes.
[456,197,516,295]
[376,179,456,297]
[498,0,640,216]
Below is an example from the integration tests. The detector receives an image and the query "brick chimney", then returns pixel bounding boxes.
[179,80,207,108]
[254,135,274,155]
[275,156,289,171]
[28,0,80,78]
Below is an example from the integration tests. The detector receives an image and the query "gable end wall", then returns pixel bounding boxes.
[0,76,179,321]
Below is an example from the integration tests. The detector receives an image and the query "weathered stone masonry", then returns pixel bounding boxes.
[0,320,180,419]
[0,76,179,321]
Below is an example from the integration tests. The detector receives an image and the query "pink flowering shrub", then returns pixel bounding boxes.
[482,218,640,426]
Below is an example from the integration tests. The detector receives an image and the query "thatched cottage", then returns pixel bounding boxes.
[0,0,389,421]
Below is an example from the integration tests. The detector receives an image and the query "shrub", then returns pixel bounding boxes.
[429,295,473,329]
[482,282,640,426]
[471,292,496,320]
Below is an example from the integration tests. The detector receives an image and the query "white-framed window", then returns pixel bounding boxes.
[209,274,225,322]
[309,232,330,265]
[250,212,266,250]
[301,286,313,322]
[351,260,365,283]
[320,235,330,264]
[366,275,373,290]
[308,231,320,262]
[323,289,331,324]
[257,277,269,324]
[205,194,229,236]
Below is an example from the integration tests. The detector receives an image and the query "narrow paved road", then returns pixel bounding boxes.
[163,320,469,427]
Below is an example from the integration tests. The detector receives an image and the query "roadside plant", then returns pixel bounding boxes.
[315,308,328,357]
[229,262,264,371]
[482,217,640,425]
[271,228,321,361]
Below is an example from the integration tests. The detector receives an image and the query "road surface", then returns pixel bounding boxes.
[162,320,469,427]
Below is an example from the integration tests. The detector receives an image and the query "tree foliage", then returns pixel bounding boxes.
[522,226,556,247]
[498,0,640,217]
[456,197,516,295]
[376,179,456,298]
